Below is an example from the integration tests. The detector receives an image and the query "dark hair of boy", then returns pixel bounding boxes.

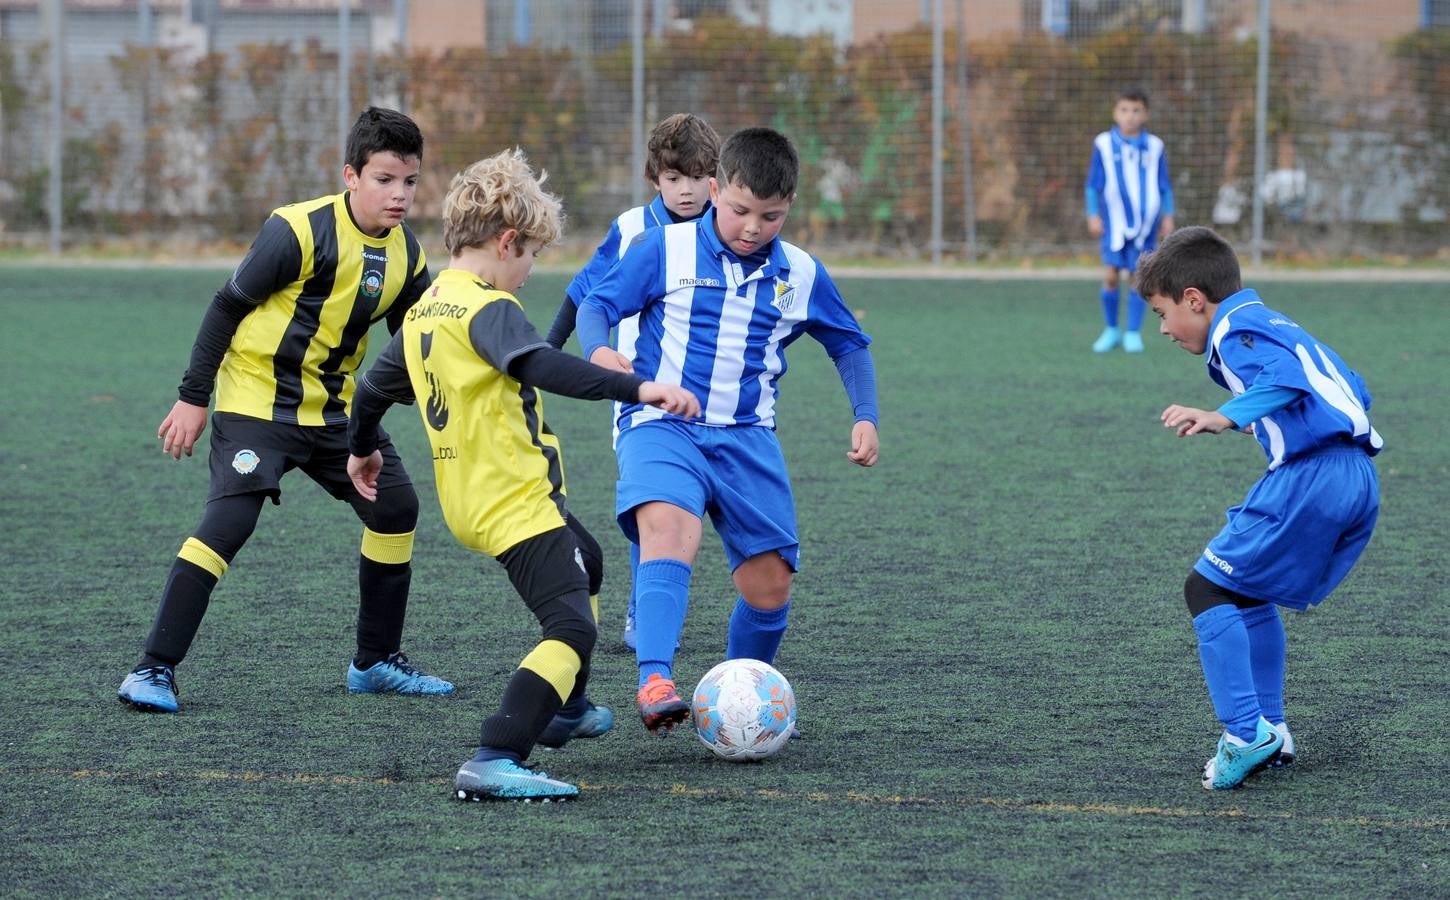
[1118,86,1151,107]
[1136,225,1244,304]
[645,113,721,180]
[717,127,798,200]
[346,106,425,172]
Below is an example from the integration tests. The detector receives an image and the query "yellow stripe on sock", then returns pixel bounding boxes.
[519,639,582,702]
[589,594,599,624]
[178,537,228,579]
[361,528,414,564]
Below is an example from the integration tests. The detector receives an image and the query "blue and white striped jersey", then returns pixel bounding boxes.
[578,208,871,432]
[1208,290,1383,470]
[1087,127,1172,252]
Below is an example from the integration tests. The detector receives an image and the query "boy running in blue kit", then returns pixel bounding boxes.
[1087,87,1174,353]
[347,150,699,800]
[1139,226,1382,790]
[543,113,721,652]
[576,127,881,733]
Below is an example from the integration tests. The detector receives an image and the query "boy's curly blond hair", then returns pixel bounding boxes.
[443,148,563,256]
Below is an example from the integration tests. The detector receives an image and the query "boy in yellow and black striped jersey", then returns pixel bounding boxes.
[117,108,453,714]
[346,149,699,802]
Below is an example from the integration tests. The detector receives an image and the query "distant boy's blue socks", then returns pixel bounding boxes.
[1100,286,1120,327]
[1192,604,1263,742]
[1239,603,1286,724]
[1126,290,1147,332]
[635,558,692,687]
[726,597,790,664]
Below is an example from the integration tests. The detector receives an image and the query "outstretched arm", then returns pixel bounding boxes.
[833,346,880,466]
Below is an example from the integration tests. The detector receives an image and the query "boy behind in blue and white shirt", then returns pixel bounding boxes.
[577,127,880,733]
[544,113,720,654]
[1140,226,1382,790]
[1086,86,1174,354]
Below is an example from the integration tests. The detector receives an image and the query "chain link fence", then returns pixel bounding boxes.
[2,0,1446,262]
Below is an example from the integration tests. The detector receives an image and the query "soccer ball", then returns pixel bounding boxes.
[691,658,796,761]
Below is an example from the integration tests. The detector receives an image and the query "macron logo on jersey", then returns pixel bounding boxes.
[677,276,722,288]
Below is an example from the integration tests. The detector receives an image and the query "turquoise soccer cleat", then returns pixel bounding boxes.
[536,700,615,749]
[1122,330,1145,353]
[1092,326,1122,353]
[346,651,454,695]
[117,664,180,713]
[1202,717,1284,790]
[453,756,578,803]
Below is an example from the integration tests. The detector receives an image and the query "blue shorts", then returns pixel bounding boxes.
[614,419,799,572]
[1195,447,1379,610]
[1100,241,1151,272]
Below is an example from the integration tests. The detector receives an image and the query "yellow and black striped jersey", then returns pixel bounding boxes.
[351,268,643,556]
[198,192,429,426]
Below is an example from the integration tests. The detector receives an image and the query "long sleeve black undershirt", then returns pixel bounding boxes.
[349,330,645,458]
[176,283,258,406]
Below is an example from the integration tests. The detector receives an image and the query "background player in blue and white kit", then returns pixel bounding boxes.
[543,112,721,652]
[1139,226,1382,790]
[576,127,881,733]
[1086,87,1175,354]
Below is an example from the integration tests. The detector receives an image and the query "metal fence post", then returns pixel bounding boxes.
[931,0,944,264]
[631,0,644,207]
[1252,0,1270,265]
[47,0,64,255]
[957,0,976,262]
[339,0,352,180]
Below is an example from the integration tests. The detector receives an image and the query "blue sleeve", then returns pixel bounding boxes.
[577,231,665,360]
[1217,383,1303,428]
[1086,147,1105,216]
[833,346,879,426]
[803,262,872,359]
[566,222,624,305]
[1160,151,1175,214]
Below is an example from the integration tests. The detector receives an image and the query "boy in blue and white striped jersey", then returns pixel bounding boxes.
[1140,226,1382,790]
[576,127,880,733]
[1086,87,1175,353]
[544,113,721,655]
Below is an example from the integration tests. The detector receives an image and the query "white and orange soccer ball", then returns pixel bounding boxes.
[691,658,796,761]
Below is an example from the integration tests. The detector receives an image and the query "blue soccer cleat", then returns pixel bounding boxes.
[453,756,578,803]
[1092,326,1122,353]
[622,606,638,651]
[623,603,679,652]
[1202,717,1284,790]
[117,664,180,713]
[347,651,454,695]
[536,700,615,749]
[1122,330,1145,353]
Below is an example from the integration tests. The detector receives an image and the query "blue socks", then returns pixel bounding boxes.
[635,558,692,686]
[1126,290,1146,332]
[1099,286,1120,327]
[1192,604,1263,742]
[726,597,790,664]
[1240,603,1286,724]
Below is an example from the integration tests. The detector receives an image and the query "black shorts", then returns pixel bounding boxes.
[497,524,592,611]
[206,412,411,503]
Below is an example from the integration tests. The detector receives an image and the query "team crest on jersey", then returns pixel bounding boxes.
[1240,334,1255,350]
[232,449,260,475]
[360,269,384,299]
[772,280,797,312]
